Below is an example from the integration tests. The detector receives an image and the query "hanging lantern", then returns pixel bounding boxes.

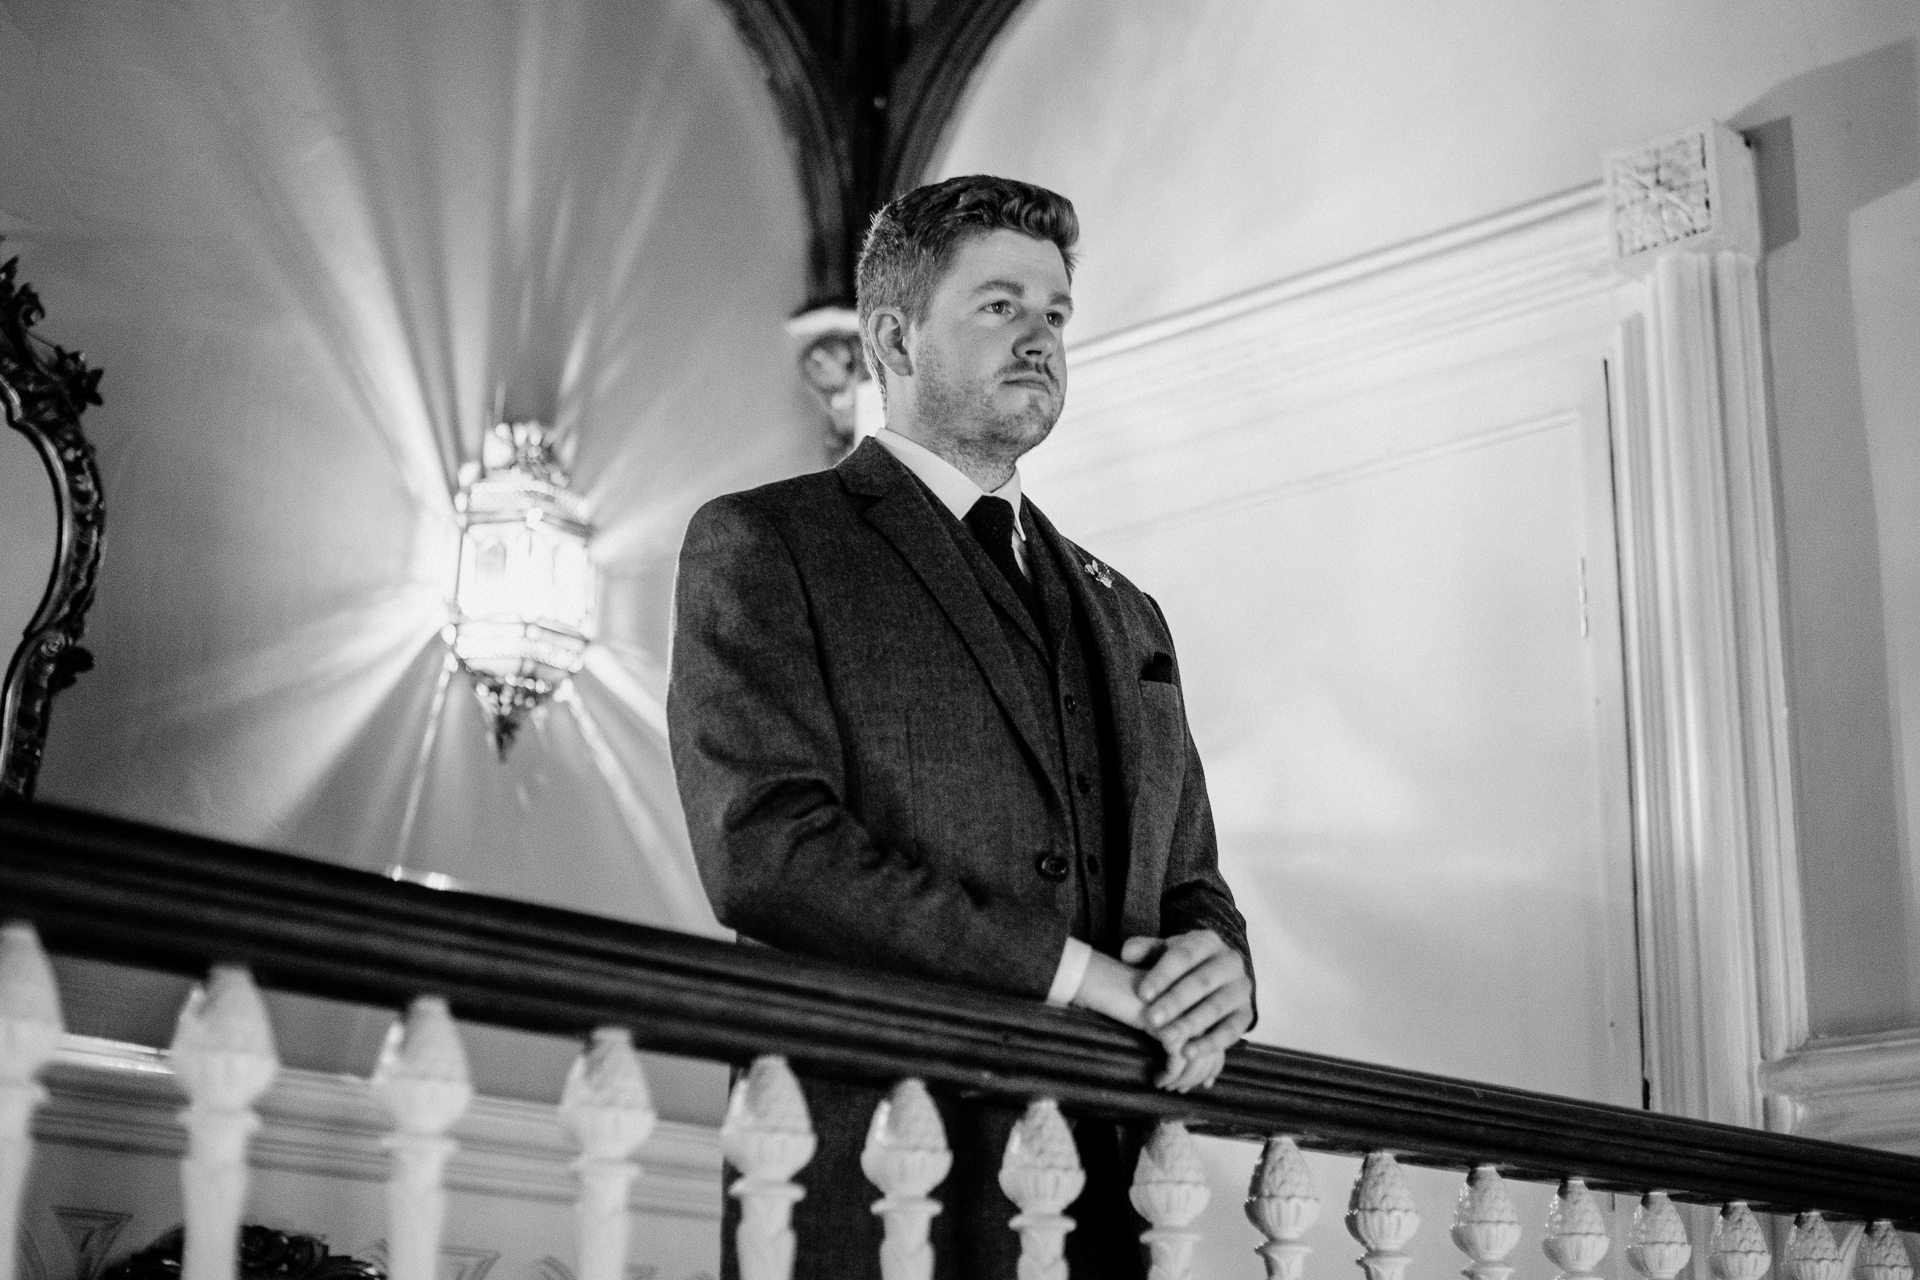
[447,421,595,758]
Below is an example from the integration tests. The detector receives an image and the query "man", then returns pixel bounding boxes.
[668,175,1254,1279]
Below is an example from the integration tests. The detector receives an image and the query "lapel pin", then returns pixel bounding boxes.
[1083,556,1114,589]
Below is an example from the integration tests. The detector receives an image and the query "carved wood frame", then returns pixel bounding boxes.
[0,247,105,801]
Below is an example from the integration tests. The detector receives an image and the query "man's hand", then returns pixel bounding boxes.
[1069,950,1149,1030]
[1122,929,1253,1093]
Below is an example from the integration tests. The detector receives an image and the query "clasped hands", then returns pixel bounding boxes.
[1070,928,1253,1093]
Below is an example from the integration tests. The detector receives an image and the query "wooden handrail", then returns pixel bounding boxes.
[3,800,1916,1224]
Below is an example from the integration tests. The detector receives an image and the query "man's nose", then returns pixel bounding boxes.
[1014,314,1058,364]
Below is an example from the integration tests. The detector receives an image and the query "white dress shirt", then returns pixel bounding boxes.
[871,428,1093,1007]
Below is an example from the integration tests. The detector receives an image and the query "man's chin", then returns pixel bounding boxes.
[994,407,1059,453]
[992,387,1060,427]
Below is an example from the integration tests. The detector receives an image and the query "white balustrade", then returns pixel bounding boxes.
[1247,1135,1320,1280]
[1786,1211,1847,1280]
[1347,1151,1420,1280]
[369,996,474,1280]
[0,923,63,1280]
[860,1078,951,1280]
[722,1055,816,1280]
[1856,1221,1915,1280]
[1452,1165,1522,1280]
[559,1027,656,1280]
[1709,1202,1773,1280]
[1626,1191,1693,1280]
[1130,1120,1210,1280]
[169,965,279,1280]
[998,1097,1084,1280]
[1544,1178,1611,1280]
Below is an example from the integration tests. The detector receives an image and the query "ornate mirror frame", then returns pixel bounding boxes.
[0,244,105,801]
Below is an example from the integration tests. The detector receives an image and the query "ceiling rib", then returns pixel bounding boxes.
[713,0,1030,311]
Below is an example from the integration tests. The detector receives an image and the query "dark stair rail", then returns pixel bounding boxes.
[3,800,1916,1226]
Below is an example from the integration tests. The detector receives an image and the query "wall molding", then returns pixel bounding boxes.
[1760,1029,1920,1155]
[1068,182,1613,370]
[1030,182,1617,545]
[32,1035,722,1220]
[1603,123,1803,1131]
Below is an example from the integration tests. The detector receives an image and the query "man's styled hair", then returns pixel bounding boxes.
[855,175,1079,369]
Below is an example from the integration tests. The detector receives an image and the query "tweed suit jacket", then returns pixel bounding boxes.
[667,437,1251,1002]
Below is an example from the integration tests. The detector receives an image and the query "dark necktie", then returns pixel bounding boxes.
[964,495,1043,626]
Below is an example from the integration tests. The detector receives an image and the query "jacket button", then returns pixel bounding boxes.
[1035,853,1070,882]
[1063,694,1079,713]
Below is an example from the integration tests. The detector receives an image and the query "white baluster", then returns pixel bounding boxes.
[1247,1135,1320,1280]
[1347,1151,1420,1280]
[861,1078,951,1280]
[0,923,64,1280]
[169,966,279,1280]
[369,997,473,1280]
[1131,1120,1210,1280]
[1452,1165,1521,1280]
[998,1098,1084,1280]
[1626,1191,1693,1280]
[1545,1178,1612,1280]
[560,1028,656,1280]
[1710,1202,1773,1280]
[1856,1221,1914,1280]
[722,1055,816,1280]
[1787,1212,1847,1280]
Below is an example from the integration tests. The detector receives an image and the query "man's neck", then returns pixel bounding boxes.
[887,421,1018,492]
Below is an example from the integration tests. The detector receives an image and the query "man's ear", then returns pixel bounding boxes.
[863,307,913,383]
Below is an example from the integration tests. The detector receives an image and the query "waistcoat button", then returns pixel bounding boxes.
[1035,852,1070,882]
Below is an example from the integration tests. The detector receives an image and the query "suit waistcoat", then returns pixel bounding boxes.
[944,503,1130,951]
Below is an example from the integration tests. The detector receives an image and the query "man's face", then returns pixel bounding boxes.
[908,228,1073,461]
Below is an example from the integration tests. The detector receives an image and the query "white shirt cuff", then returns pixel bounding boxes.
[1045,937,1094,1007]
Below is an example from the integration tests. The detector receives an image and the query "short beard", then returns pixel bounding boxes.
[912,345,1061,487]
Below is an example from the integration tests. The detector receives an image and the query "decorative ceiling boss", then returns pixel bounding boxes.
[445,421,595,759]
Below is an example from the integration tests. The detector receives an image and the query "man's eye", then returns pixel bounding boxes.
[1047,312,1067,327]
[985,301,1011,314]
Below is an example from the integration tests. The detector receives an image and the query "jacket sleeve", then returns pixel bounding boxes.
[666,493,1072,1000]
[1146,594,1259,1030]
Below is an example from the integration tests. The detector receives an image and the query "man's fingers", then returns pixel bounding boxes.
[1160,1047,1224,1093]
[1137,929,1227,1002]
[1144,952,1240,1030]
[1120,936,1162,966]
[1157,983,1247,1045]
[1156,1044,1212,1093]
[1184,1006,1255,1061]
[1153,1043,1190,1090]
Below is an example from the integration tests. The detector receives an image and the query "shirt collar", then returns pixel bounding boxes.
[873,428,1025,538]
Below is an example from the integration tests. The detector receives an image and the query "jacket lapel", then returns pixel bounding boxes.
[839,441,1066,811]
[1025,501,1182,940]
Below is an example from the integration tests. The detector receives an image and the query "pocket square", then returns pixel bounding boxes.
[1141,651,1176,684]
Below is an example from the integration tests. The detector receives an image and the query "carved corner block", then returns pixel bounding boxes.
[786,305,882,461]
[1605,123,1761,271]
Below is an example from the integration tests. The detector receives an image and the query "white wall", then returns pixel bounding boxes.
[941,0,1920,1039]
